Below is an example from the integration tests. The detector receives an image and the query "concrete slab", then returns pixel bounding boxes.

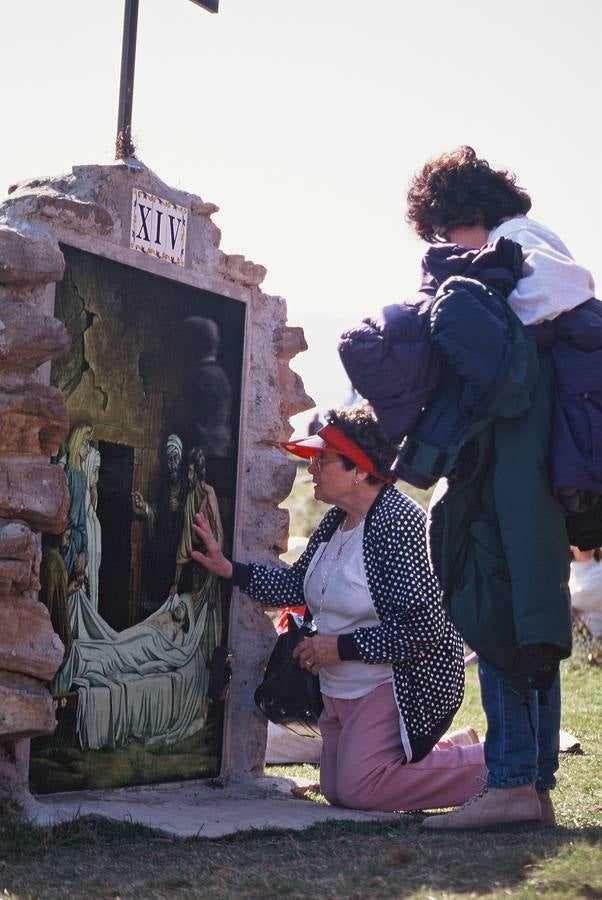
[25,776,397,838]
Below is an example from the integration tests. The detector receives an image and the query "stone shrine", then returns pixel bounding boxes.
[0,159,312,812]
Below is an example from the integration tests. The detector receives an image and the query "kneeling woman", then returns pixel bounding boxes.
[192,405,484,812]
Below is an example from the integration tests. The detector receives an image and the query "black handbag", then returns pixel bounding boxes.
[254,612,323,737]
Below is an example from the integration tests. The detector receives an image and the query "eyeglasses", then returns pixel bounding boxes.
[309,454,341,471]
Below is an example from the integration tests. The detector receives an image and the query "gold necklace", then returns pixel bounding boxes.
[312,516,364,637]
[313,522,360,631]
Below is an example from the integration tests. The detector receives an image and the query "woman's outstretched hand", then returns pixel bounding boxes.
[191,513,233,579]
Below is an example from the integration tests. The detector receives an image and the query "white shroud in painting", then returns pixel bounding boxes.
[54,591,214,752]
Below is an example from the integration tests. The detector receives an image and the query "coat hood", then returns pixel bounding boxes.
[419,237,523,300]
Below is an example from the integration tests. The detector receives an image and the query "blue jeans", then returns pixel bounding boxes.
[478,660,560,792]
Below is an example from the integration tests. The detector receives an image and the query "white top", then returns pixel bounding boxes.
[488,216,595,326]
[304,519,392,699]
[569,557,602,639]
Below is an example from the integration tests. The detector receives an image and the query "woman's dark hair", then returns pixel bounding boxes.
[406,145,532,243]
[326,402,396,484]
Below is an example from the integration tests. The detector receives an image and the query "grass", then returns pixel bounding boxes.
[0,639,599,899]
[1,476,600,898]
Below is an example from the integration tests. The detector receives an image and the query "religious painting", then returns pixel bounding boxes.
[30,246,244,793]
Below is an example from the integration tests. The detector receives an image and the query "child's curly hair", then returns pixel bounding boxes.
[406,145,532,243]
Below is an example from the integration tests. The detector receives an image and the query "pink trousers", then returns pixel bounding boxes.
[319,682,485,812]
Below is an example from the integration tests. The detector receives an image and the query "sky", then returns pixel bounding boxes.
[2,0,601,435]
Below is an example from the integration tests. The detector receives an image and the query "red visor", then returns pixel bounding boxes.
[281,424,393,484]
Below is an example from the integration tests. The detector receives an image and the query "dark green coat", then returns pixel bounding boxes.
[391,278,573,689]
[430,338,572,689]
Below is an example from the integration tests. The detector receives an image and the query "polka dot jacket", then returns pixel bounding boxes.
[232,486,465,762]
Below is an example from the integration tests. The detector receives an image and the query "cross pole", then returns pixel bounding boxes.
[115,0,219,160]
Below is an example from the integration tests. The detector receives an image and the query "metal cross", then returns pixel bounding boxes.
[116,0,219,160]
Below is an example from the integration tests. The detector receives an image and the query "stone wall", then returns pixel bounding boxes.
[0,218,70,807]
[0,160,312,808]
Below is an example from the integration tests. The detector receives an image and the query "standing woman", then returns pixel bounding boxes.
[83,447,102,612]
[191,404,484,812]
